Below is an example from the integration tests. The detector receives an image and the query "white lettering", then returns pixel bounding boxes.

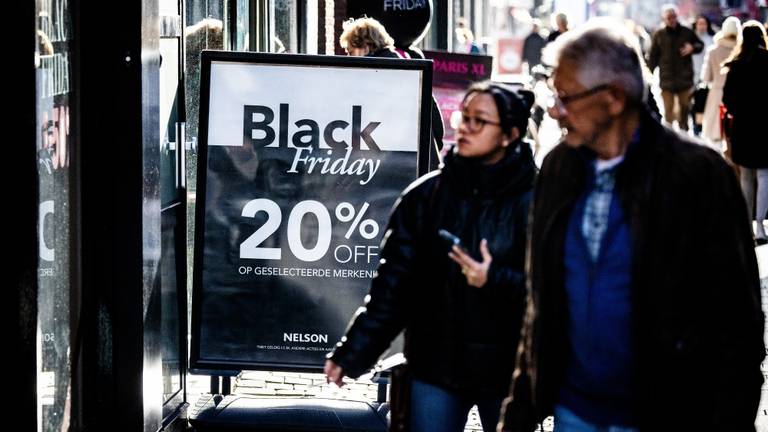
[332,269,376,278]
[384,0,426,11]
[283,333,329,343]
[39,53,70,98]
[287,147,381,185]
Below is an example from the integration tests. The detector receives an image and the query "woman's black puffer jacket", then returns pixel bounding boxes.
[329,140,536,397]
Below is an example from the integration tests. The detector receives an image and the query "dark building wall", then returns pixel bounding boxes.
[11,1,38,430]
[74,0,162,429]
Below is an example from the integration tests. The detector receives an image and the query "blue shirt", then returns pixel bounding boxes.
[558,155,637,427]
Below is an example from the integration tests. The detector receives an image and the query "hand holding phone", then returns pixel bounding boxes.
[438,229,462,248]
[443,232,493,288]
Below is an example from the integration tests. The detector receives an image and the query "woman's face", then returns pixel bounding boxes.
[455,92,512,164]
[696,17,708,34]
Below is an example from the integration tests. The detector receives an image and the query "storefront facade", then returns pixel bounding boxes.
[15,1,454,430]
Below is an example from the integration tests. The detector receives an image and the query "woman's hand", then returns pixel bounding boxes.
[324,359,345,387]
[449,238,492,288]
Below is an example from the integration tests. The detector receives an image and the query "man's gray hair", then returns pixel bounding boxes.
[661,4,678,16]
[542,17,647,106]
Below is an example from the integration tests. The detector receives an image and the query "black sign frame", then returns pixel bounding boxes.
[190,50,433,372]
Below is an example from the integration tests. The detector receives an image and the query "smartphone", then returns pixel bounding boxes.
[438,229,463,249]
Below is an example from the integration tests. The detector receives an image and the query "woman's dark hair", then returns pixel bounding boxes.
[462,80,534,137]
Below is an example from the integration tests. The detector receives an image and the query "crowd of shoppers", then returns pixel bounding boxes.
[324,10,767,432]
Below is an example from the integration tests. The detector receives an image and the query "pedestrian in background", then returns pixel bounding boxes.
[499,17,764,432]
[624,19,651,58]
[691,15,715,136]
[326,81,536,432]
[692,15,715,86]
[522,19,546,73]
[700,16,741,151]
[648,4,704,131]
[455,17,484,54]
[547,12,569,43]
[722,20,768,245]
[339,16,402,57]
[339,16,445,168]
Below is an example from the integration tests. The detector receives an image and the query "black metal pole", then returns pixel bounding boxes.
[210,375,220,394]
[228,0,237,50]
[221,376,232,395]
[377,382,388,403]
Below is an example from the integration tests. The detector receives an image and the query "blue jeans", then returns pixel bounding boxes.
[410,379,503,432]
[554,405,639,432]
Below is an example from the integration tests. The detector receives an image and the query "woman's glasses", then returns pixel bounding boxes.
[450,111,502,134]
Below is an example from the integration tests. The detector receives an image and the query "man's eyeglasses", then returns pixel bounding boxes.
[547,83,612,113]
[450,112,502,134]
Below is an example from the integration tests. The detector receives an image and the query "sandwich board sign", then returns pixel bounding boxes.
[191,51,432,371]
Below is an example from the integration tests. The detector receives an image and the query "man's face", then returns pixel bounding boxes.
[556,16,567,31]
[548,60,614,150]
[663,9,678,28]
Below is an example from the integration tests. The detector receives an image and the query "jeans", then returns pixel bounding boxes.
[554,405,639,432]
[410,379,503,432]
[739,167,768,239]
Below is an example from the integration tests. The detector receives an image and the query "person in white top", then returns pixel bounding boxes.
[692,15,715,85]
[700,16,741,151]
[691,15,714,136]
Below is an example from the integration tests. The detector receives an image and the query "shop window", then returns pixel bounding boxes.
[274,0,297,52]
[36,1,74,430]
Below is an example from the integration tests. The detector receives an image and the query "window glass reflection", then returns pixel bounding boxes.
[185,0,225,356]
[274,0,296,53]
[161,211,182,402]
[160,38,181,207]
[36,1,73,430]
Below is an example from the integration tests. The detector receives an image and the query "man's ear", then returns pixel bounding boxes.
[607,86,627,116]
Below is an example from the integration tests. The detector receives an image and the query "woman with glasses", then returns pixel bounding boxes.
[325,81,536,432]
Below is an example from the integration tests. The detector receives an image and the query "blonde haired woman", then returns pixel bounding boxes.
[339,16,446,166]
[339,17,399,57]
[700,16,740,150]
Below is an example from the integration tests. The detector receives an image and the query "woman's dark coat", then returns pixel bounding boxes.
[722,49,768,168]
[330,142,536,397]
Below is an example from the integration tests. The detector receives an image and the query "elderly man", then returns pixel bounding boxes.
[648,4,703,131]
[547,12,569,43]
[499,18,764,432]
